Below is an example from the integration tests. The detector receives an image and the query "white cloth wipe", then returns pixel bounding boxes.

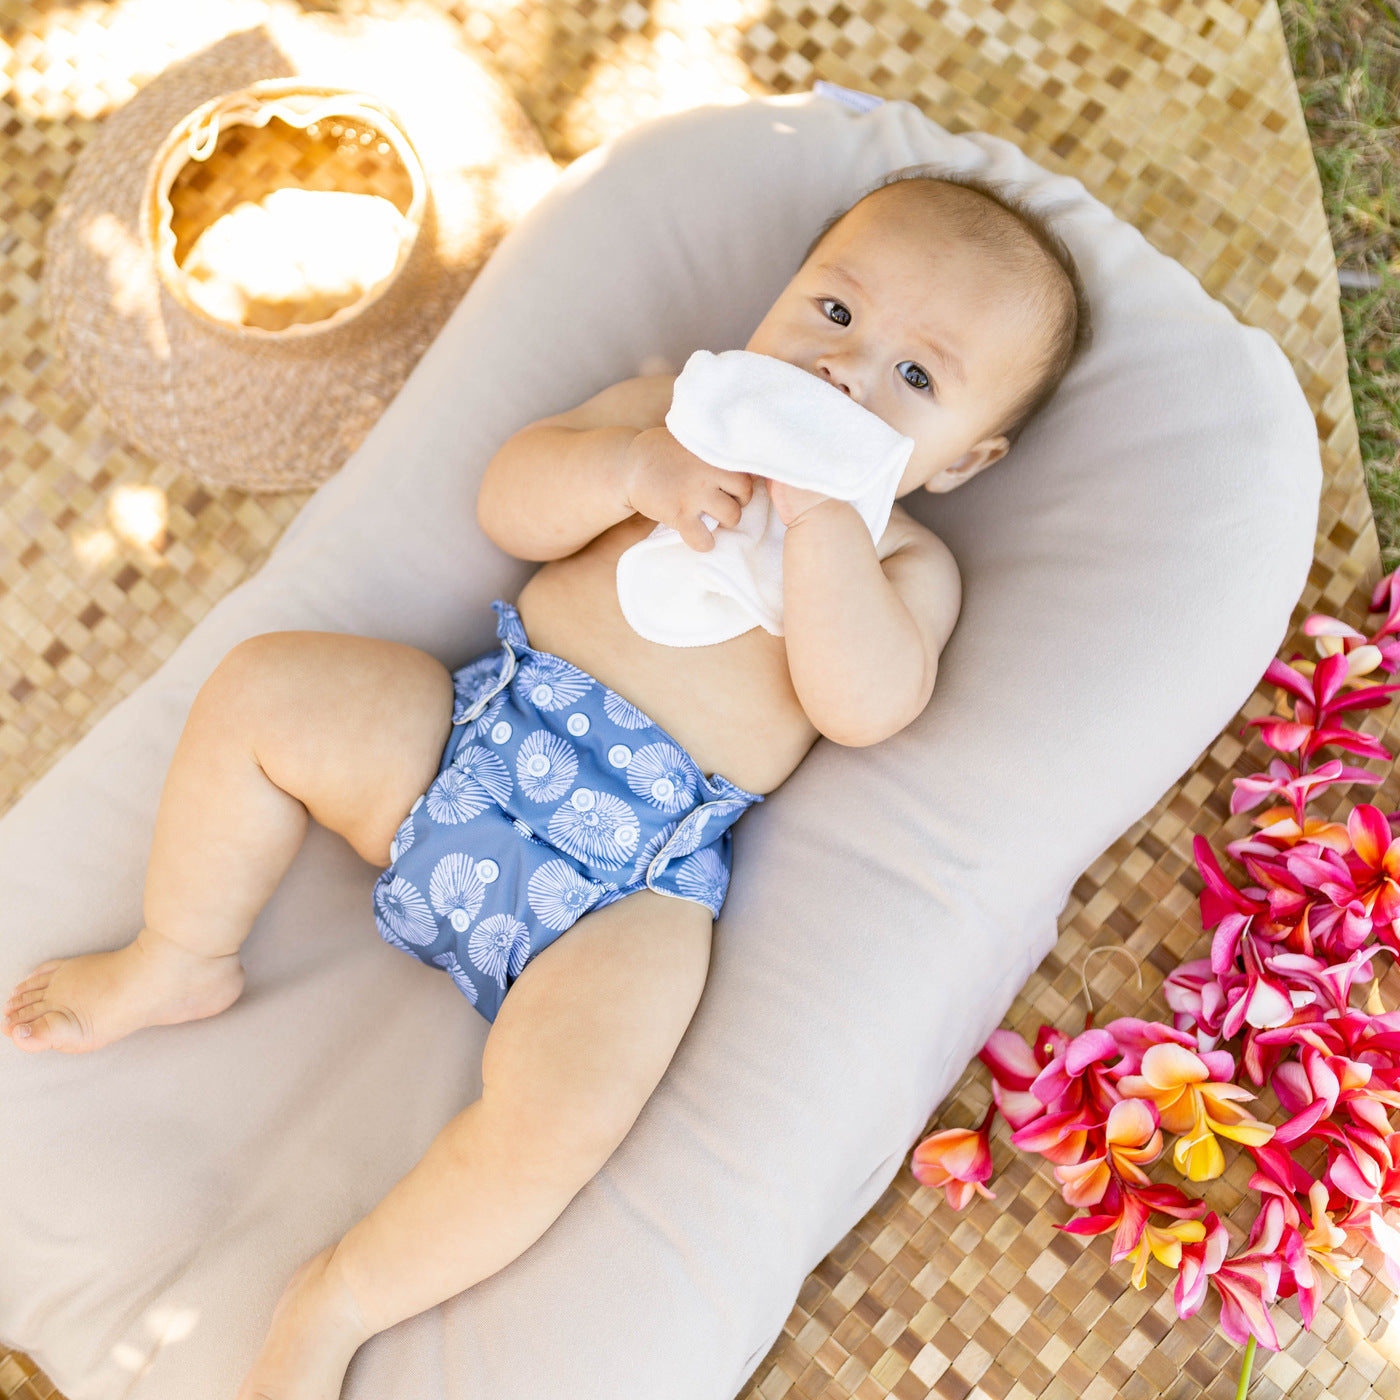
[615,349,915,647]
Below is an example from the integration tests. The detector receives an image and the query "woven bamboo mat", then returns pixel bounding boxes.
[0,0,1383,1397]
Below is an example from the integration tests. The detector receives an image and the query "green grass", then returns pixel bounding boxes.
[1279,0,1400,569]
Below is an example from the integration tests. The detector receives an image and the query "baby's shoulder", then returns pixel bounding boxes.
[532,372,677,434]
[877,501,955,566]
[877,503,962,657]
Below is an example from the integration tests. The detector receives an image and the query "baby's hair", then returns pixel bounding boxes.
[799,165,1094,450]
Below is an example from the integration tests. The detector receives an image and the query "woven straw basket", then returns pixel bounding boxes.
[41,11,552,493]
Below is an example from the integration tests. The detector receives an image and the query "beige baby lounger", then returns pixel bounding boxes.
[0,2,1365,1395]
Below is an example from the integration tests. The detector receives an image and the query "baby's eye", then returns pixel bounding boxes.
[820,298,851,327]
[899,360,932,392]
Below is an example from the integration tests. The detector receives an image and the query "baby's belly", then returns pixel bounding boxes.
[514,516,819,795]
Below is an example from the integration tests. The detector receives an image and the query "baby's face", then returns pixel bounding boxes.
[745,187,1040,495]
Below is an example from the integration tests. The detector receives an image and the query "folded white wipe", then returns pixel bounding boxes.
[615,349,916,647]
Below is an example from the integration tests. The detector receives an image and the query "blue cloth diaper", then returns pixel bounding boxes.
[371,600,763,1022]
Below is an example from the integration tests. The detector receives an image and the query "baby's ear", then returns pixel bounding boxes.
[925,452,963,490]
[926,440,1010,492]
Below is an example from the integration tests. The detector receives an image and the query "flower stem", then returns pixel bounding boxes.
[1234,1335,1257,1400]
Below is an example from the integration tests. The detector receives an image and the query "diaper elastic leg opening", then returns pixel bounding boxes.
[452,639,518,726]
[644,801,725,893]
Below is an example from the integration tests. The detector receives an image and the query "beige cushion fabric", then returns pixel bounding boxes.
[0,92,1319,1398]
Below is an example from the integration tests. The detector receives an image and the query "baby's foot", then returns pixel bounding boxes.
[236,1245,371,1400]
[2,928,244,1054]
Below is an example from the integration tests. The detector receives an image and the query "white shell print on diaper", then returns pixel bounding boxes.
[615,348,915,647]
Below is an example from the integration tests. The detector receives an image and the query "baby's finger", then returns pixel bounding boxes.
[707,488,744,530]
[713,469,754,506]
[676,514,716,552]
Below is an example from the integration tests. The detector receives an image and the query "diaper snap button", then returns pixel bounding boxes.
[477,859,500,883]
[651,777,675,802]
[566,713,590,736]
[525,753,551,777]
[608,744,632,768]
[490,720,512,744]
[529,683,554,706]
[449,909,470,933]
[615,824,637,846]
[570,789,596,812]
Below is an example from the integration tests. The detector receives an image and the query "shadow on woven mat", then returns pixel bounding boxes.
[0,0,1383,1398]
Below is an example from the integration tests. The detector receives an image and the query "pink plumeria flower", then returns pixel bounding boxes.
[1175,1212,1282,1351]
[1231,757,1380,820]
[1173,1211,1231,1317]
[1277,846,1375,955]
[1007,1109,1095,1167]
[1247,651,1397,766]
[1245,1186,1348,1327]
[1364,572,1400,669]
[1194,837,1266,934]
[1310,1118,1393,1204]
[1211,1255,1283,1349]
[1009,1028,1125,1166]
[1267,947,1380,1018]
[1298,614,1387,683]
[1218,936,1302,1039]
[978,1025,1069,1130]
[1162,958,1228,1045]
[1252,1011,1400,1094]
[1028,1027,1123,1117]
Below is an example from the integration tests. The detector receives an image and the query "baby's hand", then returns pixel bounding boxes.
[767,478,835,528]
[624,426,754,552]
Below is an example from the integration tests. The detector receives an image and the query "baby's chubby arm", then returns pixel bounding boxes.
[477,374,754,559]
[778,489,962,748]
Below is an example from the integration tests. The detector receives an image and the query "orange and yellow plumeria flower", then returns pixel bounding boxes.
[1116,1043,1274,1181]
[1121,1216,1209,1290]
[1053,1098,1162,1208]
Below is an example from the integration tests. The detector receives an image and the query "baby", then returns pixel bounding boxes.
[3,165,1089,1398]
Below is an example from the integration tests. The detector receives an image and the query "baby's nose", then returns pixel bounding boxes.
[818,363,854,397]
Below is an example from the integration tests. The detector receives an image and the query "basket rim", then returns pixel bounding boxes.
[140,77,429,341]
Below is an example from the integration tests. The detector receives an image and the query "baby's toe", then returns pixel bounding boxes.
[6,1010,54,1050]
[6,963,58,1000]
[5,1004,79,1052]
[4,995,49,1026]
[4,986,48,1014]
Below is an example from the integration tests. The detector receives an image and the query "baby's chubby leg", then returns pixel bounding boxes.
[236,890,714,1400]
[2,631,453,1053]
